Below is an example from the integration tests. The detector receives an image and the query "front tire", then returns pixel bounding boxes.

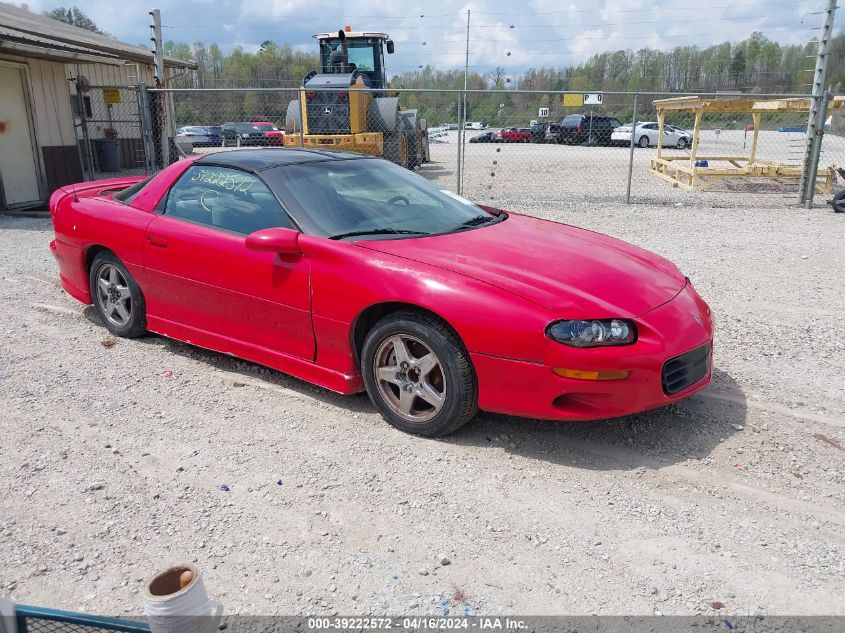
[677,137,689,149]
[89,252,147,338]
[638,135,650,148]
[361,311,478,437]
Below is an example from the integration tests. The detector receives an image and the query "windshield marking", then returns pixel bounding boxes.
[191,168,255,194]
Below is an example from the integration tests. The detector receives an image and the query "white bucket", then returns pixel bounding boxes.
[142,564,222,633]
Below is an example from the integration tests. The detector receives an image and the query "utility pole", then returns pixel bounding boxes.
[799,0,837,206]
[149,8,167,169]
[463,9,470,97]
[459,9,470,194]
[149,8,164,87]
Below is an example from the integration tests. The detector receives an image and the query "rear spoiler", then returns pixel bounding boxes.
[49,176,146,216]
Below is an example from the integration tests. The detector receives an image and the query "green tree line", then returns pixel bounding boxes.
[159,30,845,129]
[41,7,844,128]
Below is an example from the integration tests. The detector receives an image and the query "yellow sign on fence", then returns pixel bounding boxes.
[563,93,583,107]
[102,88,121,105]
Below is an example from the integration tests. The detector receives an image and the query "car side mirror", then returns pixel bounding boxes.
[245,227,302,255]
[386,39,394,54]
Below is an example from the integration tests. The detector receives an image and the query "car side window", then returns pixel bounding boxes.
[163,165,292,235]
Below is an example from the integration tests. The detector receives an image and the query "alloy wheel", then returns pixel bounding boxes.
[95,263,132,327]
[373,334,446,423]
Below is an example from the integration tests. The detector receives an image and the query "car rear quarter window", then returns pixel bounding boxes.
[562,115,582,125]
[163,165,293,235]
[113,177,152,204]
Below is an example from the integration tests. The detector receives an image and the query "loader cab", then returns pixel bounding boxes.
[316,31,393,90]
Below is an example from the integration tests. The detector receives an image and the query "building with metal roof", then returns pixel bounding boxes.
[0,3,195,211]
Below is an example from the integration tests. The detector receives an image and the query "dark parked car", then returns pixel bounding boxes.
[207,126,222,146]
[529,122,547,143]
[546,114,623,146]
[469,131,500,143]
[220,123,267,146]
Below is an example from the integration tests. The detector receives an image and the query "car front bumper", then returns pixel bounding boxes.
[472,283,714,421]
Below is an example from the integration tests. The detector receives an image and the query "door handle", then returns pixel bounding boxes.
[147,235,168,248]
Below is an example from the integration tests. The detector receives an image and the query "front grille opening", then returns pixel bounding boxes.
[662,343,710,395]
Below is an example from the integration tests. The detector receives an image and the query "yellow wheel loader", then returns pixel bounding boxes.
[284,28,429,169]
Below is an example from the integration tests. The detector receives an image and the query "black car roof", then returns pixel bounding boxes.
[195,148,371,171]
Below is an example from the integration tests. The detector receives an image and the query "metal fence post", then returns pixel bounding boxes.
[455,91,463,194]
[297,89,305,148]
[803,92,831,208]
[137,83,156,175]
[626,93,639,204]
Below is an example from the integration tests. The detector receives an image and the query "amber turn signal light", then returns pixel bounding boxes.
[552,367,630,381]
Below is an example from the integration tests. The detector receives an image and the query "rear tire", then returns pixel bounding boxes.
[368,97,401,133]
[89,252,147,338]
[832,189,845,213]
[384,131,410,168]
[361,311,478,437]
[400,111,420,169]
[638,135,650,148]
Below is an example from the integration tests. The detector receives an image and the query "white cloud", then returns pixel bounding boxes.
[26,0,842,71]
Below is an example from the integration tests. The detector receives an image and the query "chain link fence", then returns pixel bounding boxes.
[134,87,845,209]
[72,85,149,180]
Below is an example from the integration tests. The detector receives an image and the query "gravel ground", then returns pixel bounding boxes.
[427,129,845,210]
[1,153,844,617]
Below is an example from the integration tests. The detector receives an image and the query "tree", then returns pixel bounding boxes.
[43,6,106,35]
[486,67,506,89]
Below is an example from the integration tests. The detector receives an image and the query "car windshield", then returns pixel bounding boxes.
[235,124,260,132]
[263,158,501,240]
[254,123,278,131]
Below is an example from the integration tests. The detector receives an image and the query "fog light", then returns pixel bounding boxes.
[552,367,630,381]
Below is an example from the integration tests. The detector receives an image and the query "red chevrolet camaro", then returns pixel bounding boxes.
[49,149,713,436]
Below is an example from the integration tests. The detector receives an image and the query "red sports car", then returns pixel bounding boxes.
[251,121,284,146]
[49,149,713,437]
[498,127,532,143]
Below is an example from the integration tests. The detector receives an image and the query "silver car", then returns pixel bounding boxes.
[176,126,212,147]
[611,122,692,149]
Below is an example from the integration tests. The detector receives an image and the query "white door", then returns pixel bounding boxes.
[0,65,40,206]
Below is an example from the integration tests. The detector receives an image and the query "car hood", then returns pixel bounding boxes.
[359,213,686,317]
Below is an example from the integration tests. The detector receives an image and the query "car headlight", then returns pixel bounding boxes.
[241,133,250,138]
[546,319,636,347]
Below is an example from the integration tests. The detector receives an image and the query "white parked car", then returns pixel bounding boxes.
[611,122,692,149]
[464,121,488,130]
[176,126,213,147]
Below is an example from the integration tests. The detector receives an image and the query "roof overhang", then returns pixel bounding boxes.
[0,3,195,69]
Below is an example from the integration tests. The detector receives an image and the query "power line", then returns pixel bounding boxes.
[163,0,810,21]
[384,29,804,53]
[474,0,814,15]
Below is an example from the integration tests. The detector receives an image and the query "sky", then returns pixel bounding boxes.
[20,0,845,73]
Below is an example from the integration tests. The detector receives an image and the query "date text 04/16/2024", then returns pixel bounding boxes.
[307,618,527,630]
